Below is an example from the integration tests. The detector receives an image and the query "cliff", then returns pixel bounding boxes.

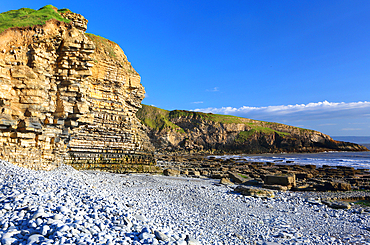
[0,6,154,171]
[137,105,368,154]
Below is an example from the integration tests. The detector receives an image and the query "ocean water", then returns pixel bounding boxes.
[211,136,370,169]
[212,151,370,170]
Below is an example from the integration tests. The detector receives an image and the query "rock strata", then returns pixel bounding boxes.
[0,7,154,170]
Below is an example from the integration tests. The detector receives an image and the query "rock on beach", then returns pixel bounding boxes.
[0,160,369,244]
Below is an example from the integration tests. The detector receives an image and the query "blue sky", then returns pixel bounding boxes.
[1,0,370,136]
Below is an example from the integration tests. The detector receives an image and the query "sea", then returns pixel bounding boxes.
[212,136,370,170]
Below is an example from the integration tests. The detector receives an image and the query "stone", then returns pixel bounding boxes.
[176,240,187,245]
[164,169,180,176]
[27,234,45,245]
[324,181,352,191]
[263,184,289,191]
[185,235,201,245]
[188,170,201,176]
[32,210,45,220]
[265,174,296,188]
[154,231,169,241]
[234,185,275,198]
[53,214,63,220]
[139,232,151,240]
[322,200,351,209]
[220,177,234,185]
[228,172,248,184]
[2,238,17,245]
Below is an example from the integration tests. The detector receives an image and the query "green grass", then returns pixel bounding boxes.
[238,173,249,179]
[235,128,290,143]
[136,105,185,133]
[0,5,71,34]
[138,104,300,138]
[235,130,256,143]
[85,33,117,59]
[169,110,247,124]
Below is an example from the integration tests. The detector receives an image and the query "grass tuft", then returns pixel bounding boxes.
[0,5,71,34]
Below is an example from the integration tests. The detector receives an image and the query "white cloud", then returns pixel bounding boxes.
[192,101,204,104]
[341,128,363,131]
[206,87,219,92]
[194,101,370,121]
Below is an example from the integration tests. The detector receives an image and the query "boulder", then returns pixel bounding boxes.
[220,178,234,185]
[234,185,275,198]
[324,181,352,191]
[228,172,248,184]
[322,199,351,209]
[188,170,201,176]
[163,169,180,176]
[265,174,296,188]
[263,184,289,191]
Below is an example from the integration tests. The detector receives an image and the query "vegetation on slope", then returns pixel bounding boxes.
[85,33,118,59]
[0,5,71,34]
[138,104,292,139]
[85,33,137,74]
[169,109,247,124]
[136,105,184,133]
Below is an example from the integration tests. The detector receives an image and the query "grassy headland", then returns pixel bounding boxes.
[0,5,71,34]
[138,104,293,141]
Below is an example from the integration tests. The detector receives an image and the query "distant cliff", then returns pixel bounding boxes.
[137,105,368,154]
[0,6,154,170]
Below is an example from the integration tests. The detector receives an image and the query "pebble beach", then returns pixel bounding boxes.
[1,160,370,245]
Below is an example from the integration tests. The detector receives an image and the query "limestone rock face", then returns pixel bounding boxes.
[0,13,154,170]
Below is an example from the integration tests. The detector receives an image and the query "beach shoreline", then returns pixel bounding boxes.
[1,160,370,244]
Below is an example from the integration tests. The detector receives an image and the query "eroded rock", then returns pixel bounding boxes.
[0,10,154,170]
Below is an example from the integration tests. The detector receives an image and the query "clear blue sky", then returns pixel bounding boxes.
[1,0,370,136]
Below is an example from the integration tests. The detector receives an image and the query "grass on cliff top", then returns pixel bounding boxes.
[0,5,71,34]
[86,33,136,74]
[138,105,293,137]
[85,33,117,59]
[169,109,246,124]
[136,105,185,133]
[168,108,291,136]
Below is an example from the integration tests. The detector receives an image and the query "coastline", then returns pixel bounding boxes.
[0,161,370,244]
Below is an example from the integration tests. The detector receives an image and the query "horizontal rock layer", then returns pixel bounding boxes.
[0,12,154,170]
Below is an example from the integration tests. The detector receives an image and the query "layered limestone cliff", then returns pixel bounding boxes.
[0,7,154,171]
[137,105,368,154]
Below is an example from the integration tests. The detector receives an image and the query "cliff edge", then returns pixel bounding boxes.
[137,105,368,154]
[0,6,154,171]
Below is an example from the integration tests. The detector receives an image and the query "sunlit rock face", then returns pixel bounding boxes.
[0,12,154,171]
[137,105,368,154]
